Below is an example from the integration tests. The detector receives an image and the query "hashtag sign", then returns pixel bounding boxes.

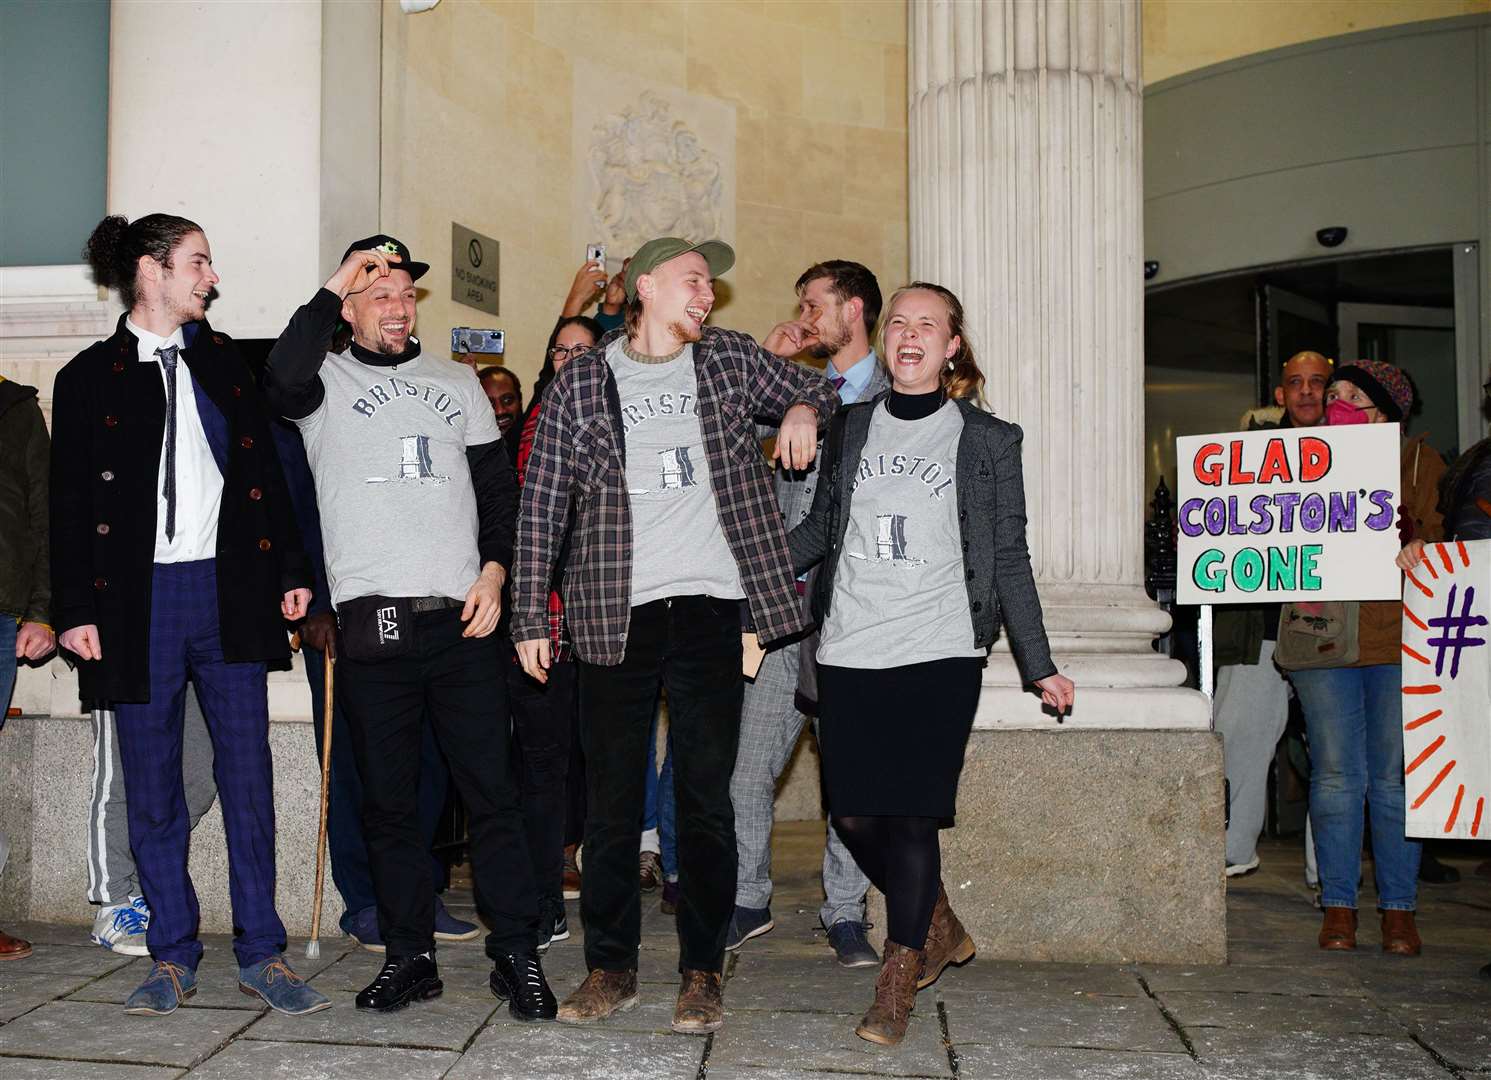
[1425,583,1488,680]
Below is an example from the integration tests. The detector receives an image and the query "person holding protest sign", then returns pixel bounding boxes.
[1214,349,1332,878]
[1286,360,1443,956]
[787,282,1073,1045]
[1397,372,1491,977]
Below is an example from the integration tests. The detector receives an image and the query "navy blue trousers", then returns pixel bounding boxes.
[302,643,449,931]
[115,560,285,970]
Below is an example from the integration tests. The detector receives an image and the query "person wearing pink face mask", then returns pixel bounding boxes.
[1288,360,1444,958]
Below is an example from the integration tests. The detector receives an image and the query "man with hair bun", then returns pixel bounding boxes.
[53,213,327,1016]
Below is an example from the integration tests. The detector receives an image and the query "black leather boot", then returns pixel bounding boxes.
[355,953,443,1011]
[490,949,558,1021]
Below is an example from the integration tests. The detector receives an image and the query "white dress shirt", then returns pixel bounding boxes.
[127,319,224,562]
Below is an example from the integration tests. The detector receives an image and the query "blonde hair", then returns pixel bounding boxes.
[883,282,986,406]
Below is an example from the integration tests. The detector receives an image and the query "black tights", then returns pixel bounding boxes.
[831,814,941,950]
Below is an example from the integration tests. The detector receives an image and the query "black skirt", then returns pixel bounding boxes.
[816,657,984,819]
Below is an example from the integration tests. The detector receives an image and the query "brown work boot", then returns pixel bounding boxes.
[1318,906,1357,950]
[562,845,582,900]
[855,940,924,1046]
[1381,910,1422,956]
[918,884,975,989]
[0,929,32,961]
[639,850,663,891]
[671,969,724,1034]
[556,969,638,1024]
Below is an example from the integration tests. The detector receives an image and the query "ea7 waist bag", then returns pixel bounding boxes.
[336,595,416,662]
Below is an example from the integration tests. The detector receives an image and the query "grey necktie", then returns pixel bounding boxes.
[157,344,179,543]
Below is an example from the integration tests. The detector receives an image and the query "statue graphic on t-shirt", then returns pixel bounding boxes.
[863,513,926,567]
[658,446,697,490]
[365,434,450,486]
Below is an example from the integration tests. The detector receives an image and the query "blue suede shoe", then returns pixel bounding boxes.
[724,905,774,952]
[238,954,332,1015]
[434,896,481,942]
[826,920,880,969]
[346,905,385,954]
[124,960,196,1016]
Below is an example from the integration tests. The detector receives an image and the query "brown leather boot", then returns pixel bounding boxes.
[556,969,638,1024]
[1381,910,1422,956]
[1318,906,1357,950]
[919,884,975,989]
[855,940,924,1046]
[562,845,582,900]
[671,969,724,1034]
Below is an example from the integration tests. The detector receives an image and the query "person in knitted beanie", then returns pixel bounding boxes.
[1326,359,1414,424]
[1300,358,1444,958]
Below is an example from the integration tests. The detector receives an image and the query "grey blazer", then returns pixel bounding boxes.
[787,392,1057,683]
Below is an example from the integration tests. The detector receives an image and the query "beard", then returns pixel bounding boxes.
[806,313,853,360]
[667,319,703,345]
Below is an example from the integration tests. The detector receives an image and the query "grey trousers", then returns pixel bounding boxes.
[87,690,218,905]
[1214,641,1291,867]
[730,641,869,928]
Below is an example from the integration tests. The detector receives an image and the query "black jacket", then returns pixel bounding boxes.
[0,378,49,625]
[788,393,1056,683]
[50,316,309,704]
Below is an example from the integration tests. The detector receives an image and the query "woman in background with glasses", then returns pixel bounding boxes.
[508,314,603,944]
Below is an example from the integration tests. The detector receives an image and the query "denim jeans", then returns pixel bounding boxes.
[577,596,743,973]
[645,718,678,880]
[0,616,16,724]
[1291,664,1421,911]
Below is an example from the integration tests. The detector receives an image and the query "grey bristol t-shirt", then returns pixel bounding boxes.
[607,339,744,608]
[295,348,500,607]
[817,400,982,668]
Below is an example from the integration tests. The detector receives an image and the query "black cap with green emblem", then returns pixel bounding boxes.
[341,234,430,282]
[624,237,735,300]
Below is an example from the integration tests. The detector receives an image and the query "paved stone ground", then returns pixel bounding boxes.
[1,825,1487,1078]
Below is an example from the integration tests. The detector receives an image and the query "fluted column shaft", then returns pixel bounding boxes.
[910,0,1200,717]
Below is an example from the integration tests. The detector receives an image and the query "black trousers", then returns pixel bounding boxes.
[578,596,743,974]
[340,608,538,957]
[505,642,576,903]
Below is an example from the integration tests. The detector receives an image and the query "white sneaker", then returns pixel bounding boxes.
[1225,856,1261,878]
[92,896,150,956]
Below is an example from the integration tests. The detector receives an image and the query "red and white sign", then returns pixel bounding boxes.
[1401,539,1491,839]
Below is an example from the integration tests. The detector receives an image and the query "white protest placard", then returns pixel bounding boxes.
[1175,425,1402,605]
[1401,539,1491,840]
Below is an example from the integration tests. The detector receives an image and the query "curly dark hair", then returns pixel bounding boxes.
[83,213,203,311]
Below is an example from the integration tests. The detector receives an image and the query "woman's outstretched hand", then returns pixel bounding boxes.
[1034,673,1075,718]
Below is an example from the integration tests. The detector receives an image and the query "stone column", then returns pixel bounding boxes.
[898,0,1223,964]
[909,0,1206,730]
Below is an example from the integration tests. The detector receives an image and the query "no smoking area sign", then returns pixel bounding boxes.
[451,222,499,316]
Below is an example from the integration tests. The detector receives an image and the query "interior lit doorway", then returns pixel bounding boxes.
[1143,244,1482,501]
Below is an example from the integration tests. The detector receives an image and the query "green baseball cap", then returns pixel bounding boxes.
[624,237,735,300]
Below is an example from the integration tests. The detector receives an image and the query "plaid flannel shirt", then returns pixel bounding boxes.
[512,326,837,666]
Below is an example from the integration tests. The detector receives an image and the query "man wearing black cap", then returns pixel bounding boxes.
[512,236,836,1034]
[265,238,555,1019]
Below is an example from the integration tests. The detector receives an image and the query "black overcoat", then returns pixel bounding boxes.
[50,315,308,704]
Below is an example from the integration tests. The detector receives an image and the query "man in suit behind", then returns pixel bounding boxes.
[52,213,329,1018]
[726,260,884,967]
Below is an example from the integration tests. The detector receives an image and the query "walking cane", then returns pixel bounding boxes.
[306,654,335,959]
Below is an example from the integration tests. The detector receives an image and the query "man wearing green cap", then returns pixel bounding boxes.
[513,236,837,1034]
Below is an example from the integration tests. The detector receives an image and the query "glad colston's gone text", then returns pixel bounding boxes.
[1179,437,1396,594]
